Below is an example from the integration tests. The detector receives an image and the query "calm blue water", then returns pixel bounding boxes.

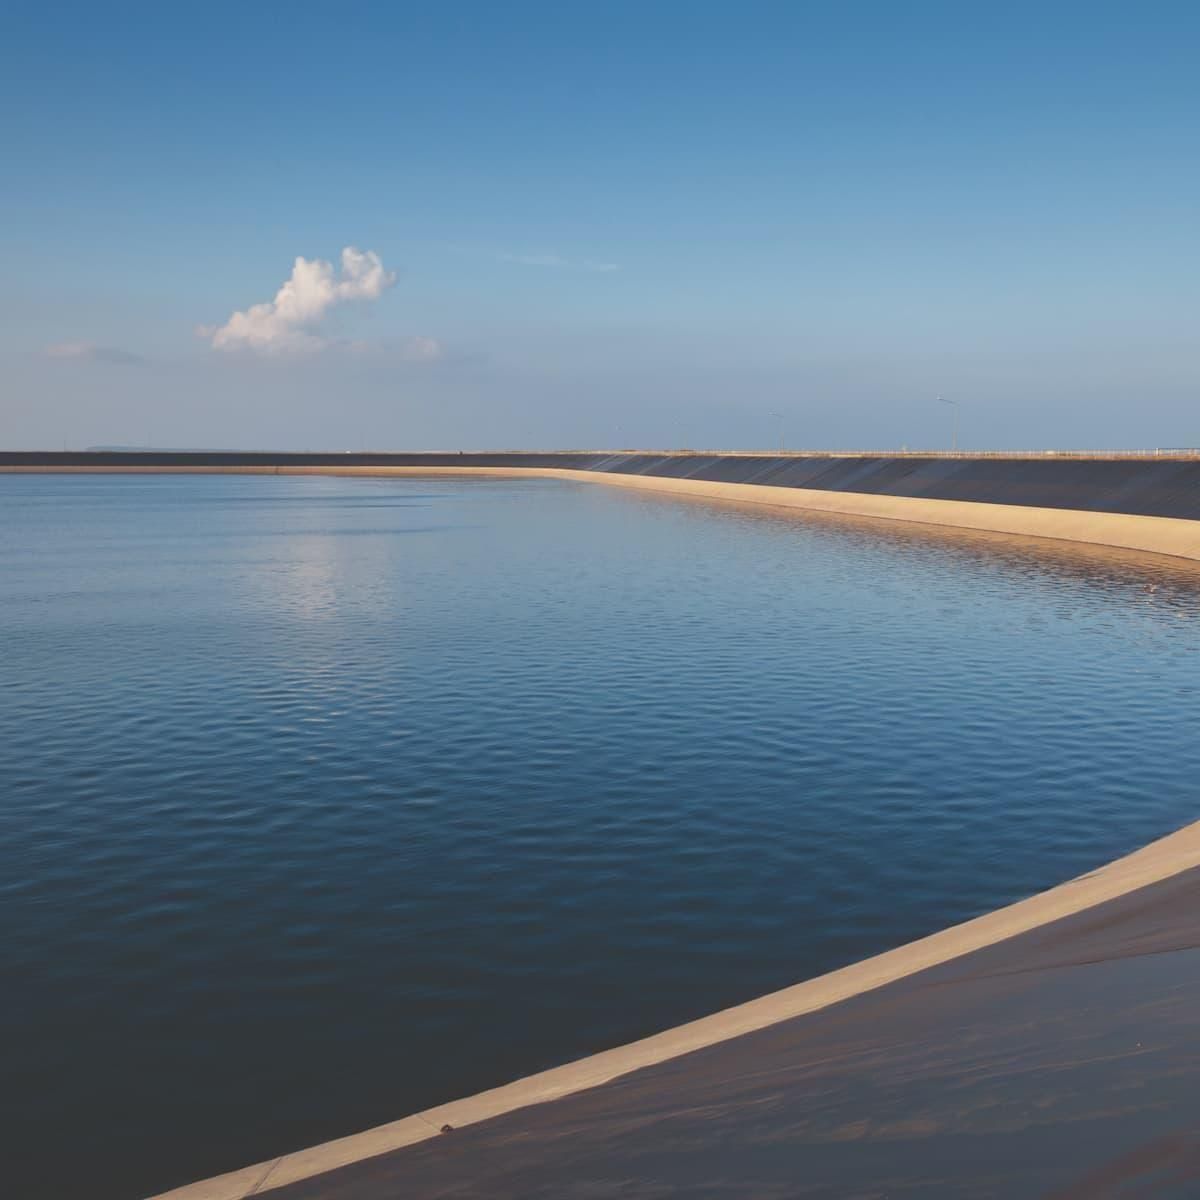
[4,473,1200,1199]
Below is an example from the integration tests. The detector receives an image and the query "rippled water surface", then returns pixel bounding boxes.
[4,473,1200,1199]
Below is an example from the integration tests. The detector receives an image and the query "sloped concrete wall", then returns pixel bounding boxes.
[5,450,1200,520]
[5,451,1200,560]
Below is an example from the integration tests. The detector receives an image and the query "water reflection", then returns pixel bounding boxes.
[2,471,1199,1200]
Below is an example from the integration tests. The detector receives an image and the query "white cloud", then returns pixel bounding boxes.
[204,247,396,354]
[343,334,444,362]
[45,342,145,365]
[393,335,442,362]
[497,251,619,273]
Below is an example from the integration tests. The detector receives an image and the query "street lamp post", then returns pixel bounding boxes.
[770,411,785,452]
[937,395,959,452]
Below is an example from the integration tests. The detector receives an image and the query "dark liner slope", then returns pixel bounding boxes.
[265,864,1200,1200]
[5,451,1200,520]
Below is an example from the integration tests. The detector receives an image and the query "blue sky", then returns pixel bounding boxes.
[2,1,1197,450]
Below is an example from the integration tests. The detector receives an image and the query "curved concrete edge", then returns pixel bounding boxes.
[151,815,1200,1200]
[10,463,1200,562]
[543,468,1200,563]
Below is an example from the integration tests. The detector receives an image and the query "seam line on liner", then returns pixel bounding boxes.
[931,939,1200,986]
[256,1113,445,1195]
[245,1157,283,1196]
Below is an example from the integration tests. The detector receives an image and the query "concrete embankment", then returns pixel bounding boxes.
[5,449,1200,562]
[153,817,1200,1199]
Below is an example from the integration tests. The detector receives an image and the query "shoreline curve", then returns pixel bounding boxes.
[151,814,1200,1199]
[4,460,1200,563]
